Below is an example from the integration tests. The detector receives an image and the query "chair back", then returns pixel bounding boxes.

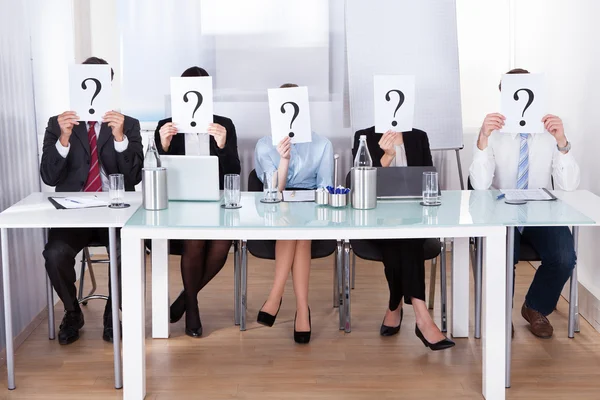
[248,169,263,192]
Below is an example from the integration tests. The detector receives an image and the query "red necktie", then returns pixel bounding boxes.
[83,122,102,192]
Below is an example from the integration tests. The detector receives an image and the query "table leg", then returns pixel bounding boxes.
[569,226,579,338]
[333,241,341,309]
[483,230,507,400]
[474,237,483,339]
[451,237,470,337]
[234,241,241,325]
[1,228,15,390]
[343,240,351,333]
[240,240,248,331]
[505,227,514,389]
[151,239,169,339]
[108,228,122,389]
[121,233,146,400]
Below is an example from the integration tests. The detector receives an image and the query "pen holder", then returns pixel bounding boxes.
[142,167,168,211]
[329,193,348,208]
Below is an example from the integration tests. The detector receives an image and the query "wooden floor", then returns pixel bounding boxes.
[1,252,600,399]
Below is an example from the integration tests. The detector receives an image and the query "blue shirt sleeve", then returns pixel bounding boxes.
[254,137,277,183]
[316,139,334,188]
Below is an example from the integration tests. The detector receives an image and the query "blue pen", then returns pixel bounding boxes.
[66,199,82,204]
[496,193,505,200]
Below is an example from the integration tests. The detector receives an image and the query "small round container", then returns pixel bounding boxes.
[316,189,329,206]
[329,193,348,208]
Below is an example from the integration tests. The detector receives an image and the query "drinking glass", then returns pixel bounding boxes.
[224,174,241,208]
[109,174,125,208]
[262,169,280,203]
[422,172,440,206]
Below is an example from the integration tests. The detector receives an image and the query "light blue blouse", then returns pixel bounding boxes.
[254,132,334,189]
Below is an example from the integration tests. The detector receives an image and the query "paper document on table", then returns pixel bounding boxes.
[48,196,109,209]
[500,189,556,202]
[282,190,315,202]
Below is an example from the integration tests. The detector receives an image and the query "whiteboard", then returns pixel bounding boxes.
[346,0,463,150]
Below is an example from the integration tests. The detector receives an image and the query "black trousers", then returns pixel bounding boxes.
[43,228,121,313]
[373,238,426,310]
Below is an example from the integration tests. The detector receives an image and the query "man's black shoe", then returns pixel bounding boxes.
[58,309,84,345]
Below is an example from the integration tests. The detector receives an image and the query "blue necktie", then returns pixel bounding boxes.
[517,133,529,233]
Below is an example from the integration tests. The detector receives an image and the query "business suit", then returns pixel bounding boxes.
[40,115,143,339]
[352,127,433,310]
[154,115,240,337]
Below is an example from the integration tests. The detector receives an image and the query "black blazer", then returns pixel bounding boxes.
[40,115,143,191]
[154,115,241,189]
[352,127,433,167]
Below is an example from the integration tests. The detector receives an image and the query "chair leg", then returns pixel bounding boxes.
[337,241,344,328]
[78,250,87,304]
[569,226,580,338]
[474,237,483,339]
[240,240,248,331]
[440,241,447,333]
[351,249,356,290]
[46,273,55,340]
[428,257,437,310]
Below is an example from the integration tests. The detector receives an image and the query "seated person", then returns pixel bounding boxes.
[352,125,454,351]
[469,68,579,338]
[156,66,241,338]
[254,83,334,344]
[40,57,143,344]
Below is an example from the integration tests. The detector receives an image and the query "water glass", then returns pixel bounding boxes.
[224,174,241,208]
[262,170,279,203]
[109,174,125,208]
[422,172,440,206]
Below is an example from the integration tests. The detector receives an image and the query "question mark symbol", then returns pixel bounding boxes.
[280,101,300,138]
[513,88,534,127]
[385,89,405,127]
[183,90,203,127]
[81,78,102,115]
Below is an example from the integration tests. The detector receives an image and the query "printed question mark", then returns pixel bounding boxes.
[280,101,299,138]
[385,89,405,127]
[183,90,203,127]
[513,88,534,127]
[81,78,102,115]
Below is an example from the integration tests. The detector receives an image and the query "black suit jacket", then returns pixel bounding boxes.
[40,115,143,191]
[154,115,241,189]
[352,127,433,167]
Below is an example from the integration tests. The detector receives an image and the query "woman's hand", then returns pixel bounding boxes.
[207,123,227,149]
[378,130,399,156]
[277,136,291,160]
[159,122,177,151]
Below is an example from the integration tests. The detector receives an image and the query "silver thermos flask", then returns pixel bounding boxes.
[350,167,377,209]
[142,167,168,210]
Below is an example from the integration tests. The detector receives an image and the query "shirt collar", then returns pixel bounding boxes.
[510,132,537,139]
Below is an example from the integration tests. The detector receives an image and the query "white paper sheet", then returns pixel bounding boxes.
[374,75,416,133]
[49,196,109,209]
[171,77,214,134]
[500,189,554,202]
[282,190,315,202]
[268,86,312,145]
[500,73,545,134]
[69,65,112,121]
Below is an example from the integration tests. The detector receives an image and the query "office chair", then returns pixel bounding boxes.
[77,243,110,304]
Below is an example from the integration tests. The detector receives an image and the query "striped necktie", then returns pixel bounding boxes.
[516,133,529,233]
[83,122,102,192]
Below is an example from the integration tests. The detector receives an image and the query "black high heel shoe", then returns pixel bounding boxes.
[415,325,455,351]
[170,291,186,323]
[185,306,203,338]
[294,307,311,344]
[257,299,282,327]
[380,308,403,337]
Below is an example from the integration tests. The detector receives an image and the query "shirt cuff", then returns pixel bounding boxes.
[55,140,70,158]
[114,136,129,153]
[472,143,490,160]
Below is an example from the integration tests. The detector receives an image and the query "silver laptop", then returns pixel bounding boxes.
[377,166,438,199]
[161,156,220,201]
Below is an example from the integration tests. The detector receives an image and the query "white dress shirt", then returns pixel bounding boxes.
[184,133,210,156]
[390,144,408,167]
[469,131,580,191]
[55,122,129,191]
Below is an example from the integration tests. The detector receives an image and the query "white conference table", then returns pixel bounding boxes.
[0,192,142,390]
[119,190,594,400]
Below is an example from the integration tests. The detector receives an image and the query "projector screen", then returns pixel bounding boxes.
[346,0,464,150]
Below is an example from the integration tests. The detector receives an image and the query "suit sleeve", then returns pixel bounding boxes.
[40,117,69,187]
[115,118,144,187]
[422,132,434,167]
[215,119,241,175]
[155,119,171,155]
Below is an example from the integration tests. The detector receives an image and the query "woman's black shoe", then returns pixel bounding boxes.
[415,325,455,351]
[170,291,186,323]
[294,307,311,344]
[380,308,403,337]
[185,305,203,338]
[185,326,203,338]
[257,299,282,327]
